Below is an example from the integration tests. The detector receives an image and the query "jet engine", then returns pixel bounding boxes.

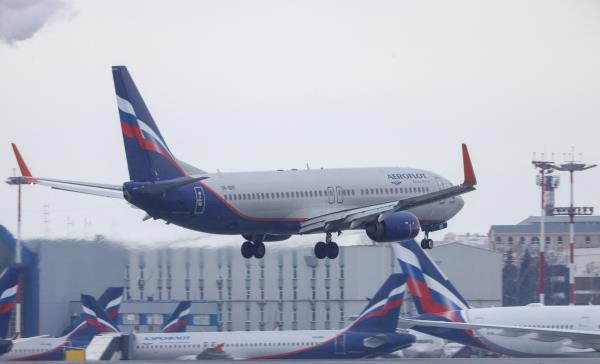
[365,211,421,243]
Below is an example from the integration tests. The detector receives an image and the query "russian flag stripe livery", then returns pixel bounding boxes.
[80,295,119,333]
[0,268,19,338]
[112,66,185,182]
[347,273,407,333]
[161,301,192,333]
[393,241,469,314]
[96,287,124,324]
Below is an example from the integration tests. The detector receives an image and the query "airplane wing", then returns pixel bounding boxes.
[8,143,124,199]
[398,317,600,351]
[299,144,477,234]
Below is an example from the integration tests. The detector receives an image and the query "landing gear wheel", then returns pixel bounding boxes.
[241,241,254,259]
[426,239,434,249]
[326,242,339,259]
[420,238,434,249]
[254,241,266,259]
[314,241,327,259]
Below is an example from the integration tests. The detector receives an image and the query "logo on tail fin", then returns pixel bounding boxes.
[348,274,407,333]
[393,241,469,315]
[96,287,124,324]
[80,295,120,333]
[162,301,192,333]
[0,268,19,338]
[112,66,186,181]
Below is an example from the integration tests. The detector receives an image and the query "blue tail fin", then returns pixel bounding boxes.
[0,268,19,338]
[393,240,470,315]
[112,66,187,182]
[66,295,120,345]
[96,287,124,326]
[161,301,191,333]
[347,273,407,333]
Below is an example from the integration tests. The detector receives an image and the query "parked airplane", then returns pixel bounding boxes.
[0,267,20,355]
[9,66,477,259]
[0,295,119,361]
[161,301,192,333]
[127,273,414,360]
[401,331,445,358]
[394,240,600,357]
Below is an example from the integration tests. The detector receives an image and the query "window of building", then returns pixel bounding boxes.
[532,236,539,244]
[495,236,502,244]
[192,314,211,326]
[586,236,591,244]
[123,313,139,325]
[146,313,163,325]
[507,236,513,244]
[546,236,551,244]
[519,237,526,244]
[557,236,563,244]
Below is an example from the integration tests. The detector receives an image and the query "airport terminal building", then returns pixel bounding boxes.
[0,225,502,337]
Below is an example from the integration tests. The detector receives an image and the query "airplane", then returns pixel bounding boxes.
[127,273,414,360]
[0,267,20,355]
[0,295,119,361]
[8,65,478,259]
[394,240,600,358]
[161,301,192,333]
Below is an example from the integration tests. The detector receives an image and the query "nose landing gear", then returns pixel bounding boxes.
[314,232,339,259]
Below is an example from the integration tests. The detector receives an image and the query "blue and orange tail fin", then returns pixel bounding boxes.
[347,273,407,333]
[0,268,19,339]
[96,287,124,326]
[393,240,470,315]
[67,295,120,345]
[112,66,187,182]
[161,301,191,333]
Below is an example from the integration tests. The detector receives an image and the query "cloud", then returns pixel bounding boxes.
[0,0,71,45]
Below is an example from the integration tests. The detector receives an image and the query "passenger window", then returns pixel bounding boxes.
[318,190,323,197]
[309,191,313,197]
[252,193,256,199]
[286,192,290,198]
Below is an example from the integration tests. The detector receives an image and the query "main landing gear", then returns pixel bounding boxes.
[241,240,266,259]
[314,232,339,259]
[420,231,434,250]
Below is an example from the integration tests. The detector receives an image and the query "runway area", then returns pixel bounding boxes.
[22,359,600,364]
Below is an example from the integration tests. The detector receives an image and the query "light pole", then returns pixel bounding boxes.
[551,156,596,305]
[5,173,27,337]
[532,159,558,304]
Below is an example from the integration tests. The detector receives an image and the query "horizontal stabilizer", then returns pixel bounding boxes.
[132,176,209,195]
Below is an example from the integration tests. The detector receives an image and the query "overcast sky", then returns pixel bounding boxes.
[1,0,599,246]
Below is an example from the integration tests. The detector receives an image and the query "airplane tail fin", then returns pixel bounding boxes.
[393,240,470,315]
[67,295,120,344]
[96,287,124,326]
[112,66,192,182]
[0,267,19,338]
[347,273,407,333]
[161,301,192,333]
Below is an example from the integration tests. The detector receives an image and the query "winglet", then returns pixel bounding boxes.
[11,143,36,183]
[461,143,476,186]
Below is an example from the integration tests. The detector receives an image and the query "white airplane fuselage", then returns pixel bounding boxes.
[130,328,413,360]
[133,167,464,236]
[431,305,600,357]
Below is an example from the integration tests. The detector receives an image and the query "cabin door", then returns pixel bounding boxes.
[334,334,346,355]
